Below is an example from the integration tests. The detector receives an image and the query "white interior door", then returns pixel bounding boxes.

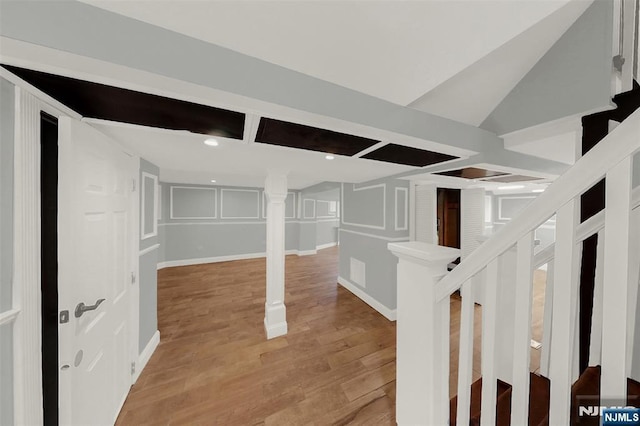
[58,117,136,425]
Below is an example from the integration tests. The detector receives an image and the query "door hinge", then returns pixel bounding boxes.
[131,272,136,284]
[131,361,136,375]
[132,179,136,192]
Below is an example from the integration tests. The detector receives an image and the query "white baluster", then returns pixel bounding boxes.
[510,232,535,425]
[540,259,554,377]
[480,257,500,426]
[456,278,475,425]
[601,156,633,400]
[588,230,605,366]
[549,198,581,425]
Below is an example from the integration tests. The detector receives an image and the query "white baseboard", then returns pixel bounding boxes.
[337,276,396,321]
[296,249,317,256]
[134,330,160,383]
[316,242,338,250]
[158,249,319,269]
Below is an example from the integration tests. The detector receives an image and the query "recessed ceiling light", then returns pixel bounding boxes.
[532,189,545,193]
[204,138,219,147]
[325,155,335,160]
[210,179,217,183]
[497,185,525,190]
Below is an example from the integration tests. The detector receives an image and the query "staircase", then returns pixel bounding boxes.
[389,99,640,424]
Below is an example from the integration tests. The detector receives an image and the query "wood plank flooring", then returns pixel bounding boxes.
[116,247,546,425]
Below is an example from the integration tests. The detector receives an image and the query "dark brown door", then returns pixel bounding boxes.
[437,188,461,249]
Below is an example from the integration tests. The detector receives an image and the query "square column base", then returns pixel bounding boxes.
[264,302,287,339]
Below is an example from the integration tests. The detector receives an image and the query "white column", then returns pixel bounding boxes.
[388,241,460,426]
[264,173,288,339]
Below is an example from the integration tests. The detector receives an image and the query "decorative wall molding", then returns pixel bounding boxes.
[341,183,386,230]
[303,199,316,219]
[220,188,260,219]
[395,187,409,231]
[497,196,536,221]
[141,172,158,240]
[317,218,340,223]
[133,330,159,383]
[138,243,160,257]
[316,200,337,218]
[339,228,410,242]
[170,186,217,219]
[337,277,397,321]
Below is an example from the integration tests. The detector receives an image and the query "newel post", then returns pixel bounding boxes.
[388,242,460,425]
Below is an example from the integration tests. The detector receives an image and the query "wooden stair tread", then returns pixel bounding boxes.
[450,367,640,426]
[449,374,548,425]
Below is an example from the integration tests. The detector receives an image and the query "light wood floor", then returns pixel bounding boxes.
[116,247,547,425]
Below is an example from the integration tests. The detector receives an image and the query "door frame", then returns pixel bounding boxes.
[2,67,140,425]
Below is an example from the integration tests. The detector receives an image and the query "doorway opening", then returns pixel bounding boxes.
[437,188,461,249]
[40,111,59,425]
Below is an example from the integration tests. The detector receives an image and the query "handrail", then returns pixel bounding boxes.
[436,108,640,302]
[532,186,640,269]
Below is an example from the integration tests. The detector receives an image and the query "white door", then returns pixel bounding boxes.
[58,117,136,425]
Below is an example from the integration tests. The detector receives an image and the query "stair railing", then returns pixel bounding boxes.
[389,107,640,425]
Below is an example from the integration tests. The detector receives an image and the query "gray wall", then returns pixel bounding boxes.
[299,185,340,251]
[159,183,303,262]
[0,76,14,426]
[139,158,159,354]
[482,0,613,135]
[339,179,410,311]
[490,192,556,251]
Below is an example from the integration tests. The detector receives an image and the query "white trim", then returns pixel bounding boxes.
[0,67,82,120]
[0,309,20,326]
[341,183,387,230]
[337,277,396,321]
[13,86,44,426]
[303,199,316,219]
[497,196,536,221]
[339,228,410,242]
[169,186,217,219]
[220,188,260,219]
[138,244,160,257]
[140,172,158,240]
[316,200,337,218]
[133,330,160,383]
[395,187,409,231]
[352,141,389,158]
[317,218,340,223]
[157,183,162,221]
[316,242,338,250]
[157,249,315,269]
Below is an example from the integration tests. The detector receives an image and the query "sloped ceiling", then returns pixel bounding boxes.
[408,0,592,126]
[79,0,574,106]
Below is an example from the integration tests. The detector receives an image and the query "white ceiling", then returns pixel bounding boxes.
[79,0,574,106]
[90,121,413,189]
[408,0,592,125]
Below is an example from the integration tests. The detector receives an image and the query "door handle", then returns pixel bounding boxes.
[75,298,106,318]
